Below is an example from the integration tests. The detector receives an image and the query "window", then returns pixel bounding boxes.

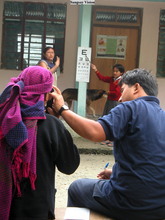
[157,10,165,77]
[2,1,66,71]
[92,6,142,26]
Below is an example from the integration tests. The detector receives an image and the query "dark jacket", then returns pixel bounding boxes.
[10,114,80,220]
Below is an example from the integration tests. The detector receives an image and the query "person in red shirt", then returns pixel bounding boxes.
[91,63,125,146]
[91,63,125,116]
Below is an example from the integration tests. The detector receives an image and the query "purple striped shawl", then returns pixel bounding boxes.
[0,66,53,219]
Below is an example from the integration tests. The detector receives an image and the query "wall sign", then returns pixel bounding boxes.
[70,0,95,5]
[76,47,91,82]
[96,35,127,59]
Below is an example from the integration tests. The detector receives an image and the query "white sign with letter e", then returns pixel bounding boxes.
[76,47,91,82]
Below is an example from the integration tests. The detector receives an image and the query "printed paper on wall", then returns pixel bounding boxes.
[96,35,127,59]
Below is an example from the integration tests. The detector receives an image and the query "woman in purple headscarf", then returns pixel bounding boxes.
[0,66,80,220]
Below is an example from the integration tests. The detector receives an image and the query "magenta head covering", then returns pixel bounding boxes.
[8,65,53,107]
[0,66,53,219]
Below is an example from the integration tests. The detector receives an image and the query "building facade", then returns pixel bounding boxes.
[0,0,165,112]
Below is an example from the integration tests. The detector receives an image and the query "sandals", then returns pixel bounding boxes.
[100,141,108,145]
[106,142,113,147]
[100,140,113,147]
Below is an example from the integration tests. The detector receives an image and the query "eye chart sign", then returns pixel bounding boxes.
[76,47,91,82]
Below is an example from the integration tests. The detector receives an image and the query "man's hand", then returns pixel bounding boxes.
[46,107,60,118]
[97,168,112,179]
[49,86,106,142]
[49,86,65,113]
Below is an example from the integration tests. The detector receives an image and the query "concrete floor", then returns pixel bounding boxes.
[55,118,115,208]
[56,153,115,208]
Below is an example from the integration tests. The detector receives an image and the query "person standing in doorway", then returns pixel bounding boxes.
[91,63,125,116]
[91,63,125,146]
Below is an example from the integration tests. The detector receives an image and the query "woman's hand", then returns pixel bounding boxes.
[55,56,60,68]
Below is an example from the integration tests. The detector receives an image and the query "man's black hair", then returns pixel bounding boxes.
[119,68,158,96]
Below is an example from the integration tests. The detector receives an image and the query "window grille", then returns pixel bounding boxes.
[2,1,66,71]
[95,11,138,23]
[92,6,142,27]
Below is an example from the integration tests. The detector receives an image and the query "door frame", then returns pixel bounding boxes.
[88,6,143,116]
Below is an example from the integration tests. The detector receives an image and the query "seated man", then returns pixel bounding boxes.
[50,68,165,220]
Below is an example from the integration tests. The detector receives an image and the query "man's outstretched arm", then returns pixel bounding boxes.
[50,86,106,142]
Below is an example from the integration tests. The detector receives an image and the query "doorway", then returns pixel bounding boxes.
[89,6,143,115]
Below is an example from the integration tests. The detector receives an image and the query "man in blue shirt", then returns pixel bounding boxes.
[50,68,165,220]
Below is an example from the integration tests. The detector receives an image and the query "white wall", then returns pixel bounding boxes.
[0,0,165,108]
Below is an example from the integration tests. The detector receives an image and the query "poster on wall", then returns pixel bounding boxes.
[96,35,127,59]
[76,47,91,82]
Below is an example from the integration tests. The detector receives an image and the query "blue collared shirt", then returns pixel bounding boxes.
[97,96,165,211]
